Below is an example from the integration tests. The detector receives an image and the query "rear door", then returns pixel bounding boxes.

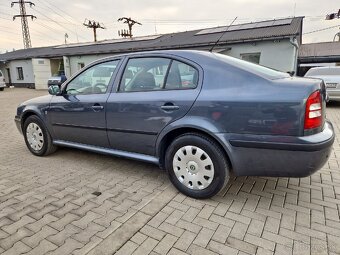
[49,59,120,147]
[106,55,202,155]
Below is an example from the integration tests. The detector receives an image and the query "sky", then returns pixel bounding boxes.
[0,0,339,52]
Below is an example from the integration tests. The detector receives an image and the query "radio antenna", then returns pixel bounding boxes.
[209,16,238,52]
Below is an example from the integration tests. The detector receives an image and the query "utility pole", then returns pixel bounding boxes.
[11,0,36,49]
[117,17,142,38]
[83,19,105,42]
[64,33,69,44]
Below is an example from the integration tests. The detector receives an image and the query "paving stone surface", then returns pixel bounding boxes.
[0,88,339,255]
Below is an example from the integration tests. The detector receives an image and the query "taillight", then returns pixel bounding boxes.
[304,90,322,130]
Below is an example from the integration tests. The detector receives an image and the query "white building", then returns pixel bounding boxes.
[0,17,303,89]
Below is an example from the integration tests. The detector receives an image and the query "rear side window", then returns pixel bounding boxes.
[120,58,170,92]
[0,71,3,77]
[165,61,198,89]
[120,57,198,92]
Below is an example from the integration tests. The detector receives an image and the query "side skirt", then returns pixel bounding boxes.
[53,140,159,165]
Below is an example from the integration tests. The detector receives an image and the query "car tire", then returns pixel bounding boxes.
[165,133,229,199]
[0,88,4,91]
[23,115,57,156]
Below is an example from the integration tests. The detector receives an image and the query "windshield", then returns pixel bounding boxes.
[305,68,340,76]
[213,53,290,79]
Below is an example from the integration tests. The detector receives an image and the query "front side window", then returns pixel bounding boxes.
[66,60,119,95]
[16,67,24,80]
[120,58,171,92]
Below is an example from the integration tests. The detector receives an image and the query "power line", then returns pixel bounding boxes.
[37,0,81,25]
[31,6,88,40]
[34,0,78,26]
[303,24,340,35]
[0,14,71,44]
[0,27,56,43]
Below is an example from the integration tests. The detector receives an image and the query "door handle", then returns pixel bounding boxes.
[92,104,104,111]
[161,103,179,111]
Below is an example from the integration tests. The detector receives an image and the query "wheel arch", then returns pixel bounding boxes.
[157,126,233,172]
[21,109,51,135]
[21,110,40,130]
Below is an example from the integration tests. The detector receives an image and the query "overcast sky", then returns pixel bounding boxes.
[0,0,339,52]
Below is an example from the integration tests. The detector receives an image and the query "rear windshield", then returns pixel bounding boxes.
[305,68,340,76]
[213,53,290,80]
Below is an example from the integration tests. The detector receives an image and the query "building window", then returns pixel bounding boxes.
[78,63,85,70]
[38,60,45,64]
[240,53,261,64]
[16,67,24,80]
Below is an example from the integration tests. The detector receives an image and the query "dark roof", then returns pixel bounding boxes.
[299,41,340,60]
[0,17,303,62]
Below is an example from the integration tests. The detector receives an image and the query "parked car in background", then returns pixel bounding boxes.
[305,66,340,101]
[0,70,6,91]
[47,71,67,88]
[15,50,334,198]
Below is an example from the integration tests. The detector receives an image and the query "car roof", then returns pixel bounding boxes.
[93,50,214,63]
[86,49,288,81]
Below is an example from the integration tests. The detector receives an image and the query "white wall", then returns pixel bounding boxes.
[65,40,296,78]
[32,58,52,90]
[1,59,34,86]
[67,54,114,77]
[0,39,297,88]
[222,39,296,72]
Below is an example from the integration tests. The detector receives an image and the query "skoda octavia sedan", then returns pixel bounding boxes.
[15,50,334,198]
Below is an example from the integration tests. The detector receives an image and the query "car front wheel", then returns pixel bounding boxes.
[23,115,57,156]
[165,133,229,198]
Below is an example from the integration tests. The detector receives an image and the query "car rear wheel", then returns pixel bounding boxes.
[23,115,57,156]
[0,88,4,91]
[165,133,229,198]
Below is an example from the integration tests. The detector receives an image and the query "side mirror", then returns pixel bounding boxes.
[48,85,61,95]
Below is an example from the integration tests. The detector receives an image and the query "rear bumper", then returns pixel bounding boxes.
[217,121,335,177]
[14,115,22,134]
[0,83,5,88]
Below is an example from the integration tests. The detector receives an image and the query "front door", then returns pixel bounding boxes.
[6,68,11,86]
[106,56,202,155]
[49,59,120,147]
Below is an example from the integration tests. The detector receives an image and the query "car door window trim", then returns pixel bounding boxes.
[62,59,121,96]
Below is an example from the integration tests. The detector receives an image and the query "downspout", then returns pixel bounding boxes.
[63,56,71,78]
[289,37,299,75]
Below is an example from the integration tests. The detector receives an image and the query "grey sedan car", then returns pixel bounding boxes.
[15,50,334,198]
[305,66,340,101]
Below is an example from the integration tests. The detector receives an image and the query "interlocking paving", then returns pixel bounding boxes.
[0,88,339,255]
